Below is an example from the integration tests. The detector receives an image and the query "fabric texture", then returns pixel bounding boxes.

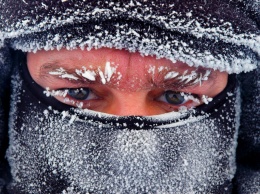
[0,47,12,193]
[233,67,260,194]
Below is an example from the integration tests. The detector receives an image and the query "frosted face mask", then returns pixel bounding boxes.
[6,55,240,193]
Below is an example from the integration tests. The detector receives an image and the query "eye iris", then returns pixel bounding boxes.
[165,91,185,105]
[68,88,89,100]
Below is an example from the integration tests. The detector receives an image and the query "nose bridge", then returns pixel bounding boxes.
[110,91,150,116]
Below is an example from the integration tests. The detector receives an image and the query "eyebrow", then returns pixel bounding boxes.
[39,62,212,89]
[151,68,212,90]
[39,62,102,85]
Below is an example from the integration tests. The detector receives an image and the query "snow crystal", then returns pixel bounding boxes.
[180,92,200,104]
[201,95,213,104]
[104,61,116,82]
[76,67,97,81]
[164,71,179,80]
[49,68,78,80]
[44,88,68,98]
[98,68,106,84]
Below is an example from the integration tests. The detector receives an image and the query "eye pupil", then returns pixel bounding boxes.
[165,91,185,105]
[68,88,90,100]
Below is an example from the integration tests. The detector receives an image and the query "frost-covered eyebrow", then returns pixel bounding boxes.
[40,61,121,85]
[157,68,212,89]
[40,62,76,76]
[38,62,212,89]
[39,62,97,84]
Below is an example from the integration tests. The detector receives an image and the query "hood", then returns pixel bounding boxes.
[0,0,259,73]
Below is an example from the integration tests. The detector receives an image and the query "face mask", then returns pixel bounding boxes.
[6,56,240,194]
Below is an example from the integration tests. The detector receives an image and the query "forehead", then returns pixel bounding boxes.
[27,48,201,74]
[27,48,213,91]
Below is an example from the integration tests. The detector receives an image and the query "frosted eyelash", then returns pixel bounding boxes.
[44,88,69,97]
[180,92,200,104]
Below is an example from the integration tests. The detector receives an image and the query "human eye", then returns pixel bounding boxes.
[66,88,96,101]
[46,87,100,109]
[156,90,201,111]
[158,91,186,105]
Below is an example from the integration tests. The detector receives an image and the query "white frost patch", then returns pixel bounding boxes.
[158,66,167,72]
[44,88,68,98]
[164,69,211,86]
[98,68,106,84]
[164,71,179,80]
[147,65,156,81]
[201,95,213,104]
[104,61,116,82]
[22,0,28,4]
[49,68,78,80]
[76,67,96,81]
[178,70,211,86]
[81,70,96,81]
[180,92,200,104]
[148,65,156,74]
[49,63,118,84]
[97,62,117,84]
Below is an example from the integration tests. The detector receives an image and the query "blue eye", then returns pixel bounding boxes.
[67,88,90,100]
[157,91,186,105]
[165,91,185,105]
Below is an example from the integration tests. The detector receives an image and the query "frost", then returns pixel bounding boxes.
[158,66,166,72]
[49,68,78,80]
[1,1,259,73]
[44,88,68,98]
[49,63,118,84]
[8,81,240,192]
[186,12,192,18]
[76,67,96,81]
[96,62,117,84]
[180,92,200,104]
[98,68,106,84]
[164,71,179,80]
[21,0,28,4]
[178,105,188,113]
[201,95,213,104]
[80,70,96,81]
[164,69,211,86]
[2,1,253,192]
[104,61,116,82]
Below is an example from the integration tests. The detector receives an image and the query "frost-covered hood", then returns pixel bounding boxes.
[0,0,259,73]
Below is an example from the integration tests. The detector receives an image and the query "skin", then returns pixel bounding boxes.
[27,48,228,116]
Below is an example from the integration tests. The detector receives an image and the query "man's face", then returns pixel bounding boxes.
[12,48,237,193]
[27,48,228,116]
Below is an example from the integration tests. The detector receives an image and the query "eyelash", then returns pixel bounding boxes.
[52,88,201,110]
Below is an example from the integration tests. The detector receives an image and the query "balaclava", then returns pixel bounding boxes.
[0,0,259,193]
